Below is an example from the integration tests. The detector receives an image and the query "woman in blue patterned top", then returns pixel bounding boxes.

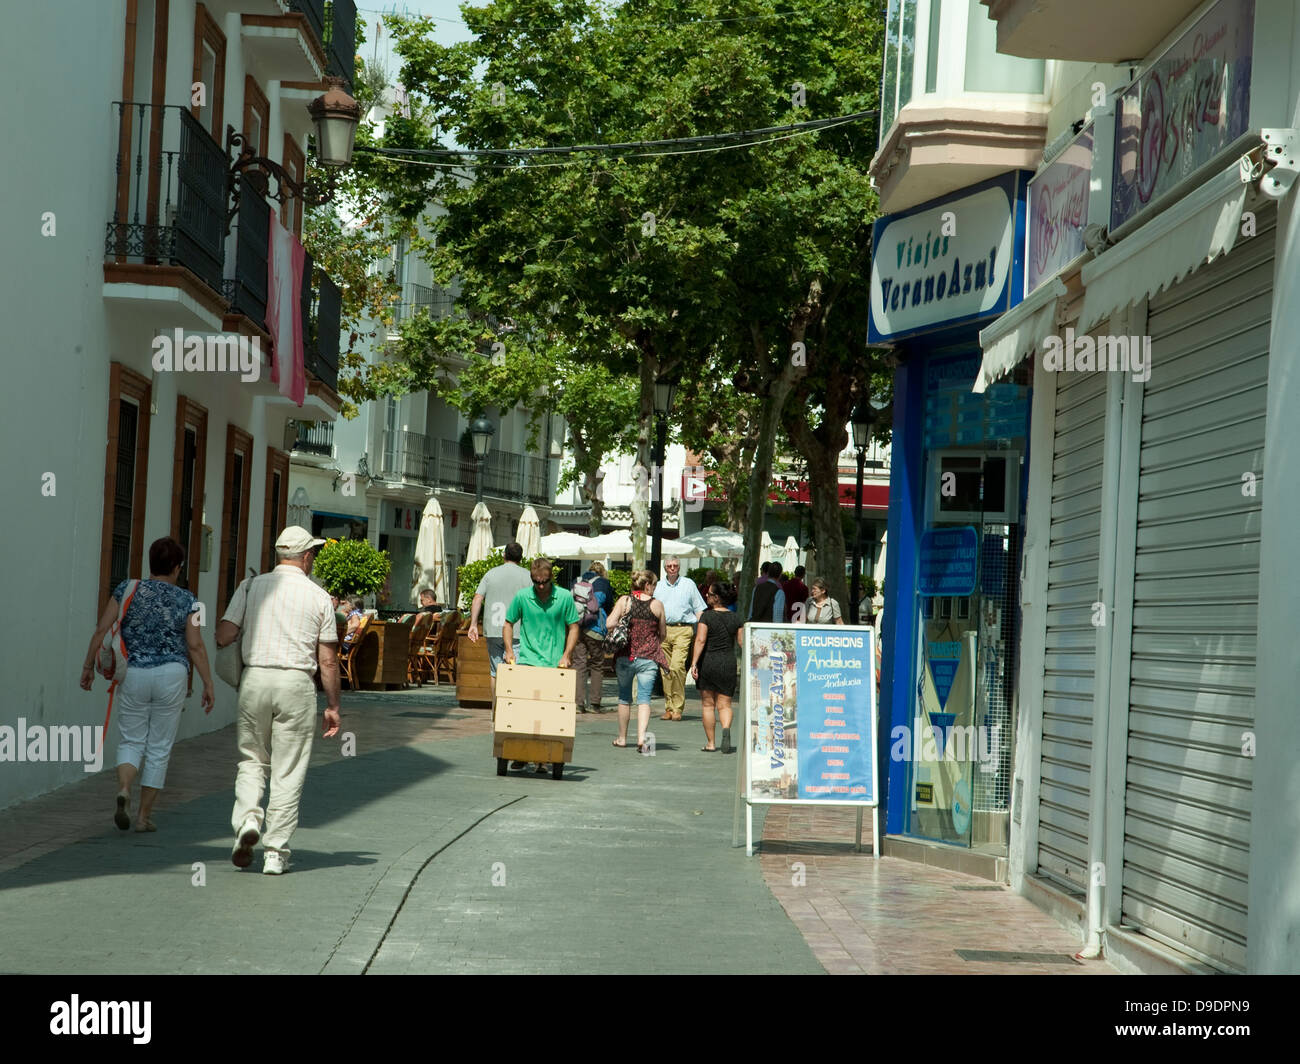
[80,537,214,832]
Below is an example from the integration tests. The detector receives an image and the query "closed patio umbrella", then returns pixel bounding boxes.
[466,502,495,564]
[411,496,448,604]
[515,505,542,557]
[783,536,800,572]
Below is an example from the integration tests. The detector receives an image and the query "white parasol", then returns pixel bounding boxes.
[515,505,542,557]
[465,501,495,564]
[673,526,744,559]
[783,536,800,572]
[411,496,448,604]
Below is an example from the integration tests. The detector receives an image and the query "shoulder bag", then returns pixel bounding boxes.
[96,579,140,683]
[606,595,633,651]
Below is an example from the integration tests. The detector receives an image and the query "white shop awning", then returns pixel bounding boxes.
[974,275,1068,393]
[1077,160,1251,334]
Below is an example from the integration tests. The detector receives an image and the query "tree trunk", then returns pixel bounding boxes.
[630,345,657,571]
[739,279,824,613]
[784,412,850,611]
[738,335,805,613]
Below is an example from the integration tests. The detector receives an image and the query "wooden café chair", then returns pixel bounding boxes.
[339,614,371,690]
[432,610,461,685]
[405,611,436,686]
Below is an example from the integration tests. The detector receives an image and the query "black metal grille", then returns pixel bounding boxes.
[289,0,326,52]
[225,452,245,606]
[324,0,356,92]
[179,426,197,590]
[111,400,138,591]
[312,270,341,391]
[228,173,270,332]
[106,103,226,295]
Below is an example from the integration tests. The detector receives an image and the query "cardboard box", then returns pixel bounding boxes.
[496,663,577,704]
[492,698,575,762]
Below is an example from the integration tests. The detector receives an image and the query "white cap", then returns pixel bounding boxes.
[275,525,326,553]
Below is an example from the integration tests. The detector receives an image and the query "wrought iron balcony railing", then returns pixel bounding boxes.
[324,0,356,93]
[377,431,551,504]
[391,282,457,324]
[287,0,327,54]
[308,268,341,392]
[287,419,335,456]
[106,103,226,295]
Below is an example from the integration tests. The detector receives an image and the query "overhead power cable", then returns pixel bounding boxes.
[356,107,878,168]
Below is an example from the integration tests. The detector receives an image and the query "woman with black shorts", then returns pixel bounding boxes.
[690,582,744,753]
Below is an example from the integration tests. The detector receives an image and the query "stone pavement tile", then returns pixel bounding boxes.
[757,804,1119,977]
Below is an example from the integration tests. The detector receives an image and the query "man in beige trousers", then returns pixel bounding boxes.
[216,526,341,875]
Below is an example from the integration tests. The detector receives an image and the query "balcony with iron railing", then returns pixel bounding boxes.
[391,282,457,325]
[286,419,335,457]
[377,430,551,504]
[105,103,227,300]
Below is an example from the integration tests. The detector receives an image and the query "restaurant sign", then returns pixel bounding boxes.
[1111,0,1254,232]
[1028,124,1093,292]
[869,172,1027,343]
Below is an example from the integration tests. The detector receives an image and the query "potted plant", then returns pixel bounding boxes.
[313,540,404,688]
[312,538,391,598]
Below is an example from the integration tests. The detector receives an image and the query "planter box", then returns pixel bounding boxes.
[457,631,491,706]
[354,619,411,690]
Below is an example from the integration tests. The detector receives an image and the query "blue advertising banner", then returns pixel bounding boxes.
[745,625,877,805]
[918,526,978,596]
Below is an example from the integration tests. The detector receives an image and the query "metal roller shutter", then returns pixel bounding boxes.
[1120,209,1273,972]
[1036,333,1110,891]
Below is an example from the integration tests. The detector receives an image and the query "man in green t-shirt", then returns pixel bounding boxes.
[502,557,580,669]
[501,557,580,774]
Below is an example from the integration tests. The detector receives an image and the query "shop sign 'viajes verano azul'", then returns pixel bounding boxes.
[868,171,1028,344]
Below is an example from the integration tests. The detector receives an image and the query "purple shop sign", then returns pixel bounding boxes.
[1111,0,1254,232]
[1028,124,1093,292]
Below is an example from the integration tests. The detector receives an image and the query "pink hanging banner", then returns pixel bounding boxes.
[266,212,306,406]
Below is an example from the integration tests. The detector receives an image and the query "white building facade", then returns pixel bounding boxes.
[1,0,355,807]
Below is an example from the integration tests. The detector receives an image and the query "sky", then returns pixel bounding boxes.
[354,1,477,81]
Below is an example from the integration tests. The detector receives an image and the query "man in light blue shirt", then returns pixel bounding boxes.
[653,556,706,720]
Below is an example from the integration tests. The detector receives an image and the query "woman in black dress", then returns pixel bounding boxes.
[690,582,744,753]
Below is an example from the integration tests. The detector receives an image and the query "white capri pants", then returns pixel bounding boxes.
[115,661,188,789]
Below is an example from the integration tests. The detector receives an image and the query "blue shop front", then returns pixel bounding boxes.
[870,172,1032,862]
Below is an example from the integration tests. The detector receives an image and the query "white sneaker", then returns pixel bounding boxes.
[263,850,289,875]
[231,819,260,869]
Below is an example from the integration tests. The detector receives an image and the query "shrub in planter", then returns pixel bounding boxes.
[456,549,561,610]
[605,568,632,600]
[312,538,391,598]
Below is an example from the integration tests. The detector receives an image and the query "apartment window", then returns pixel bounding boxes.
[282,134,305,236]
[263,448,290,572]
[98,365,152,610]
[191,5,226,140]
[220,425,253,613]
[243,76,270,158]
[171,397,209,592]
[881,0,918,135]
[963,0,1044,93]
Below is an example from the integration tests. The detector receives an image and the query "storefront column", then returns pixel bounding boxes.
[881,356,924,836]
[1248,181,1300,974]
